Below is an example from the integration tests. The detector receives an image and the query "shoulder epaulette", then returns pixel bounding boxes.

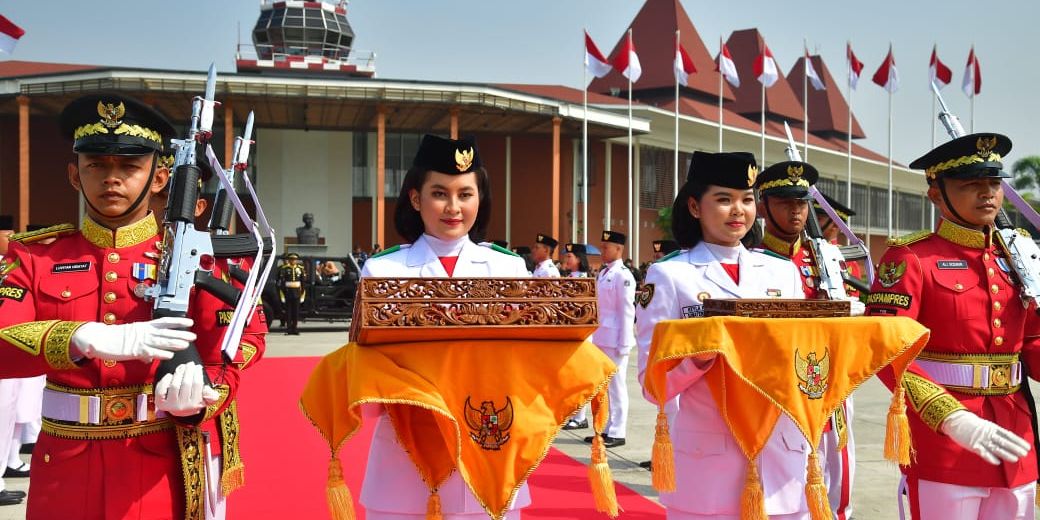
[886,230,932,247]
[752,247,790,262]
[1016,228,1032,238]
[370,244,403,259]
[10,223,76,245]
[655,250,683,263]
[485,243,520,257]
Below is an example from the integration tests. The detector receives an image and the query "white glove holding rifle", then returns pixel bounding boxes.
[941,410,1031,465]
[155,362,221,417]
[71,317,196,363]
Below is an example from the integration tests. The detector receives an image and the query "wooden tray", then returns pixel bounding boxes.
[703,298,849,318]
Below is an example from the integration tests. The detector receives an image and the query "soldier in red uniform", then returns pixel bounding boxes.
[0,93,266,520]
[754,160,823,298]
[813,192,865,297]
[867,133,1036,519]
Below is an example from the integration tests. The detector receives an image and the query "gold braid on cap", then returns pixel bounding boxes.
[758,177,811,191]
[74,123,162,146]
[925,152,1002,180]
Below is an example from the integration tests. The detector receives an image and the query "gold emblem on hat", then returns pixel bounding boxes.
[653,243,662,252]
[97,101,126,129]
[602,231,610,241]
[566,244,573,252]
[976,136,997,158]
[747,165,758,187]
[455,147,475,172]
[787,164,804,178]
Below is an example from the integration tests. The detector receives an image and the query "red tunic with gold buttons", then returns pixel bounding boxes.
[759,230,823,298]
[867,219,1040,489]
[0,215,267,520]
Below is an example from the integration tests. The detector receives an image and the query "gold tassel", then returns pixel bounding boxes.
[740,459,768,520]
[1035,484,1040,507]
[650,408,676,492]
[588,433,620,518]
[884,383,913,465]
[804,451,833,520]
[835,404,848,451]
[325,458,356,520]
[426,491,443,520]
[220,465,245,497]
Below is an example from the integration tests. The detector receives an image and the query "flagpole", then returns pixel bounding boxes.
[846,42,853,221]
[803,38,809,160]
[760,82,766,167]
[930,93,936,226]
[970,93,975,133]
[887,88,893,238]
[627,28,634,249]
[718,36,724,152]
[674,29,680,200]
[582,30,589,244]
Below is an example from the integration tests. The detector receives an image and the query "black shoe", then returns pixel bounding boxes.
[1,490,24,499]
[289,331,300,336]
[583,433,608,444]
[602,436,626,448]
[638,460,652,471]
[18,443,33,455]
[3,463,28,478]
[562,419,588,431]
[0,490,22,506]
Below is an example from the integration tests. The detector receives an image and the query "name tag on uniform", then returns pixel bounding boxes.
[681,304,703,319]
[937,260,968,270]
[53,262,91,273]
[766,288,782,298]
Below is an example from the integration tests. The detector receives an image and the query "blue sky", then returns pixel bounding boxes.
[5,0,1037,167]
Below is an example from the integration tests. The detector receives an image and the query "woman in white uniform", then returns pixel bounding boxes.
[635,151,811,519]
[358,135,530,519]
[562,243,589,278]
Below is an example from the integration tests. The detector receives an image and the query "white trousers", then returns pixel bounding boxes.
[820,398,855,519]
[366,511,521,520]
[204,444,226,520]
[0,379,18,492]
[908,478,1035,520]
[666,509,808,520]
[571,346,628,438]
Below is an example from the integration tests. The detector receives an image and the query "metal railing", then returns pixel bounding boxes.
[236,43,376,72]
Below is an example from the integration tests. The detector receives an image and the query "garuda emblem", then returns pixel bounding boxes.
[97,101,126,129]
[455,147,475,172]
[976,135,997,157]
[747,165,759,187]
[877,260,907,288]
[795,347,830,399]
[787,164,804,179]
[464,396,513,450]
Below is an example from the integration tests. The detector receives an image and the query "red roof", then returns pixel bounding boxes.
[0,60,100,79]
[587,0,735,102]
[723,29,803,122]
[786,55,866,139]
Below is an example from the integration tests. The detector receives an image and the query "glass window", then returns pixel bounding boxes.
[353,132,370,197]
[284,28,304,41]
[305,17,324,28]
[254,31,269,44]
[286,7,303,17]
[256,10,272,27]
[284,16,303,27]
[638,146,676,210]
[869,186,888,229]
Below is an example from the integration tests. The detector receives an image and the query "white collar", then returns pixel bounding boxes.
[422,233,467,257]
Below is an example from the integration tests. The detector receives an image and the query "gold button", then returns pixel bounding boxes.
[984,253,991,261]
[103,360,117,368]
[991,284,1000,294]
[103,313,116,324]
[107,252,120,264]
[988,268,995,277]
[60,289,71,298]
[43,454,50,463]
[104,292,117,304]
[994,301,1002,311]
[954,283,963,290]
[994,318,1002,328]
[105,271,118,283]
[995,336,1004,346]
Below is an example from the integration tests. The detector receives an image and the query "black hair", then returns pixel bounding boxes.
[567,251,590,274]
[393,165,492,243]
[671,181,761,249]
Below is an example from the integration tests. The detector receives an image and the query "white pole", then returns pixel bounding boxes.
[846,46,853,225]
[627,30,634,245]
[604,141,612,232]
[887,90,893,238]
[634,138,641,263]
[505,135,512,243]
[674,30,680,200]
[803,40,809,160]
[970,94,976,133]
[760,82,766,167]
[718,36,724,152]
[572,138,578,241]
[583,42,589,244]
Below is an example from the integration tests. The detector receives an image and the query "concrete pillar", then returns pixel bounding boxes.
[17,95,29,231]
[375,105,387,250]
[449,107,459,139]
[551,116,561,255]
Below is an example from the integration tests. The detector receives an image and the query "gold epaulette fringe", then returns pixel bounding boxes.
[886,230,931,247]
[10,223,76,245]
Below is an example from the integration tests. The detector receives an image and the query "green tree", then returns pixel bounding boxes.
[656,206,673,240]
[1011,156,1040,193]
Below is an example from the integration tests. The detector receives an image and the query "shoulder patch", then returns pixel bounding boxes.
[886,230,932,247]
[752,247,790,262]
[370,244,403,259]
[655,250,682,263]
[1016,228,1032,238]
[485,243,521,257]
[10,223,76,245]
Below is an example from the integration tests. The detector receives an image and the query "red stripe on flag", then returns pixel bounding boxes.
[0,15,24,40]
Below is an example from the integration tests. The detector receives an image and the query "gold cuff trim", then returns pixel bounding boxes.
[44,321,86,370]
[203,384,231,422]
[80,214,159,249]
[936,219,989,250]
[237,343,259,370]
[176,425,206,520]
[42,417,173,440]
[919,394,966,431]
[0,320,59,356]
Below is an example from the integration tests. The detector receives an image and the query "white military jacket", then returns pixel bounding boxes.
[532,258,561,278]
[591,258,637,353]
[358,234,531,514]
[635,241,811,516]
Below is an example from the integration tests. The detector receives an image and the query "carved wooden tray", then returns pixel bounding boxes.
[350,278,598,344]
[703,298,849,318]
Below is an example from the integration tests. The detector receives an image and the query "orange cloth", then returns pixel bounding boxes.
[644,316,929,519]
[300,338,616,520]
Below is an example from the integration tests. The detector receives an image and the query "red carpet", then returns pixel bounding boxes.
[229,356,664,518]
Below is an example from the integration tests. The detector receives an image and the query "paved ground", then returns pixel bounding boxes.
[3,321,1038,519]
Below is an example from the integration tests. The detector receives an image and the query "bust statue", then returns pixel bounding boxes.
[296,212,321,245]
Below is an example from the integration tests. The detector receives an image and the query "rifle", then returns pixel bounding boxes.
[208,111,254,234]
[782,123,870,297]
[932,83,1040,313]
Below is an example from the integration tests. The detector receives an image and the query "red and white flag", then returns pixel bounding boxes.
[753,43,778,87]
[872,46,899,93]
[716,42,740,87]
[804,50,825,90]
[929,45,952,89]
[613,31,642,83]
[674,40,696,87]
[584,31,612,79]
[962,46,981,97]
[847,42,864,89]
[0,15,24,55]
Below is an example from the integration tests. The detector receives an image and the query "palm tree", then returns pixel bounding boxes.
[1011,156,1040,192]
[655,206,673,240]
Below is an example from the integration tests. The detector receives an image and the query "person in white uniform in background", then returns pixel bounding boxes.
[0,215,24,506]
[358,134,530,519]
[531,234,560,278]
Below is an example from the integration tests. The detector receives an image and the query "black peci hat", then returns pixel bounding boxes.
[755,161,819,200]
[686,151,759,190]
[652,239,680,254]
[564,243,587,255]
[601,230,626,245]
[285,252,300,260]
[813,192,856,221]
[0,215,12,230]
[413,134,483,174]
[512,246,532,255]
[535,233,558,249]
[60,93,175,156]
[491,240,509,249]
[909,133,1011,182]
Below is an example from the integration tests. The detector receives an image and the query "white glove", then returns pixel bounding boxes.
[154,362,221,417]
[71,317,196,363]
[940,410,1031,465]
[847,298,865,317]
